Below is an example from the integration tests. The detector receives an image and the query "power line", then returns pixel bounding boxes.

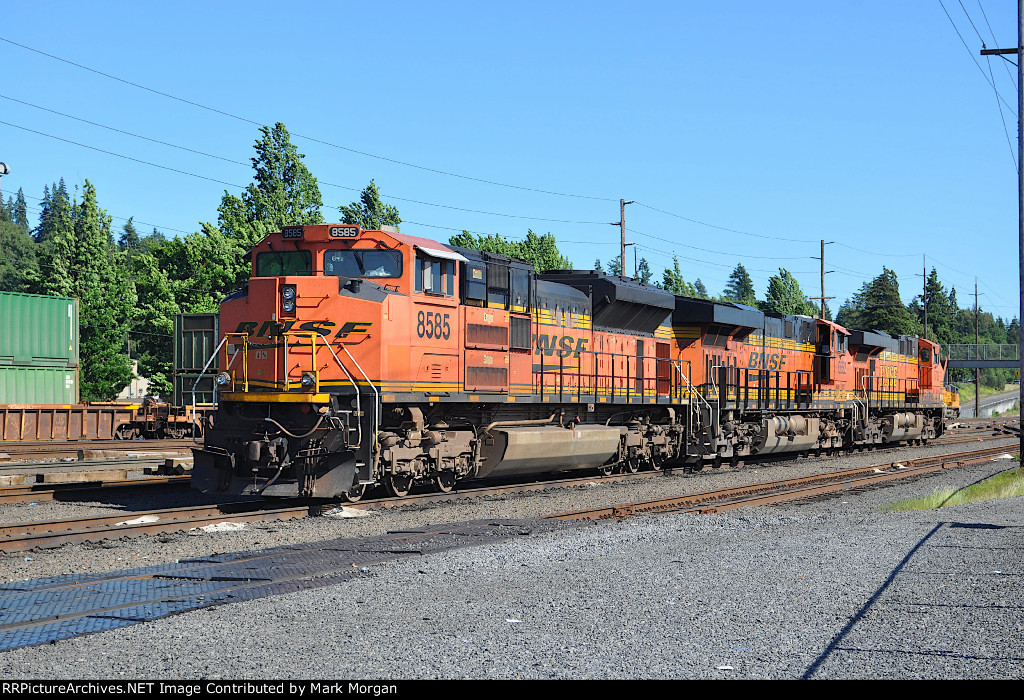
[0,113,609,226]
[634,202,815,243]
[938,0,1019,116]
[0,35,617,203]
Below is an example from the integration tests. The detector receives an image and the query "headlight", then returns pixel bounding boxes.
[301,372,316,388]
[281,286,296,301]
[282,299,296,312]
[216,372,232,386]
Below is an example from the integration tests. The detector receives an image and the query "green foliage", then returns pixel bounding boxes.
[34,180,72,245]
[125,249,178,397]
[883,468,1024,511]
[694,279,709,300]
[835,267,920,336]
[449,229,571,273]
[0,218,39,293]
[217,123,323,249]
[660,256,697,296]
[722,263,756,305]
[157,223,248,313]
[118,218,140,252]
[637,258,653,285]
[606,254,622,277]
[1,188,29,231]
[33,181,136,400]
[339,179,402,231]
[908,268,958,345]
[761,268,818,316]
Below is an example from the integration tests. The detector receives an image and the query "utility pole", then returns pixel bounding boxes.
[976,279,980,420]
[923,256,928,340]
[809,240,834,319]
[980,5,1022,462]
[614,199,634,281]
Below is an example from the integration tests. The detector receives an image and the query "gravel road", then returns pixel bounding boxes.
[0,439,1020,679]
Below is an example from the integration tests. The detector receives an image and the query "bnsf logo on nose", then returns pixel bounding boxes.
[234,320,372,339]
[534,334,588,358]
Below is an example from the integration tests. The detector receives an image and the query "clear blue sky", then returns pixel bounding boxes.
[1,1,1020,321]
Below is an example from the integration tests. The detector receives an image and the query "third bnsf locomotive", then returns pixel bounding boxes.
[192,224,948,500]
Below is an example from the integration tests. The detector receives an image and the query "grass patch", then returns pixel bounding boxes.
[883,463,1024,512]
[955,382,1020,405]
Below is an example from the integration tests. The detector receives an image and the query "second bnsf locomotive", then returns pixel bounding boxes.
[192,224,948,500]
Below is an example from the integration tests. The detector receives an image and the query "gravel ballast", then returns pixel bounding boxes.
[0,440,1020,679]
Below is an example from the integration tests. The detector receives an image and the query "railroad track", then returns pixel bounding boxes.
[0,438,197,462]
[1,438,1016,551]
[0,501,309,552]
[546,444,1016,521]
[0,475,191,505]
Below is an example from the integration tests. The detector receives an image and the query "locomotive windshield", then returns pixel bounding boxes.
[325,250,403,278]
[255,250,312,277]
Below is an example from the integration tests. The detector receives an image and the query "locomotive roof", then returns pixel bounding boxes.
[673,296,764,329]
[538,270,674,334]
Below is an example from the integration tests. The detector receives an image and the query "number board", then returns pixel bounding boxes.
[281,226,304,239]
[329,226,359,238]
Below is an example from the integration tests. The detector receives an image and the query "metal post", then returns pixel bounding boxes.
[618,199,634,280]
[976,279,980,419]
[1019,0,1023,464]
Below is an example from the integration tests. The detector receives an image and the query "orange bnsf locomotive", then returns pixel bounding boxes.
[191,224,948,500]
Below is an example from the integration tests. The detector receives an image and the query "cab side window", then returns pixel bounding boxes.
[415,254,455,296]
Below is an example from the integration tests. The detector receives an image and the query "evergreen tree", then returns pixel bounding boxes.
[722,263,756,305]
[637,258,653,285]
[605,254,623,277]
[593,259,604,273]
[908,268,956,345]
[0,218,39,292]
[34,179,71,245]
[36,181,135,400]
[449,230,571,273]
[217,123,323,248]
[1,188,29,233]
[835,267,920,336]
[660,256,697,296]
[73,182,136,400]
[118,217,140,251]
[339,179,401,231]
[694,279,709,299]
[761,268,817,316]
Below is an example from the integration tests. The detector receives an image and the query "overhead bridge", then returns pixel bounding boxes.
[942,344,1020,370]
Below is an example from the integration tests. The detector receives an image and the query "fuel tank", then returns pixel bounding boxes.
[881,412,924,442]
[477,424,622,478]
[753,415,820,455]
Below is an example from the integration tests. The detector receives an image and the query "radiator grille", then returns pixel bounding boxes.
[466,366,508,391]
[467,323,509,348]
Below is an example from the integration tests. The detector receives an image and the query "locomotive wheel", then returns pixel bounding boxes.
[386,473,413,498]
[649,453,663,472]
[342,483,368,503]
[624,457,641,474]
[435,471,456,493]
[598,462,615,476]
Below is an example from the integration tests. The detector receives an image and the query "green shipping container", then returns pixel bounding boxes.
[174,313,220,372]
[0,365,79,405]
[0,291,79,367]
[173,372,216,407]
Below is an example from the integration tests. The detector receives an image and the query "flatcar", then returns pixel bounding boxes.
[191,224,948,500]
